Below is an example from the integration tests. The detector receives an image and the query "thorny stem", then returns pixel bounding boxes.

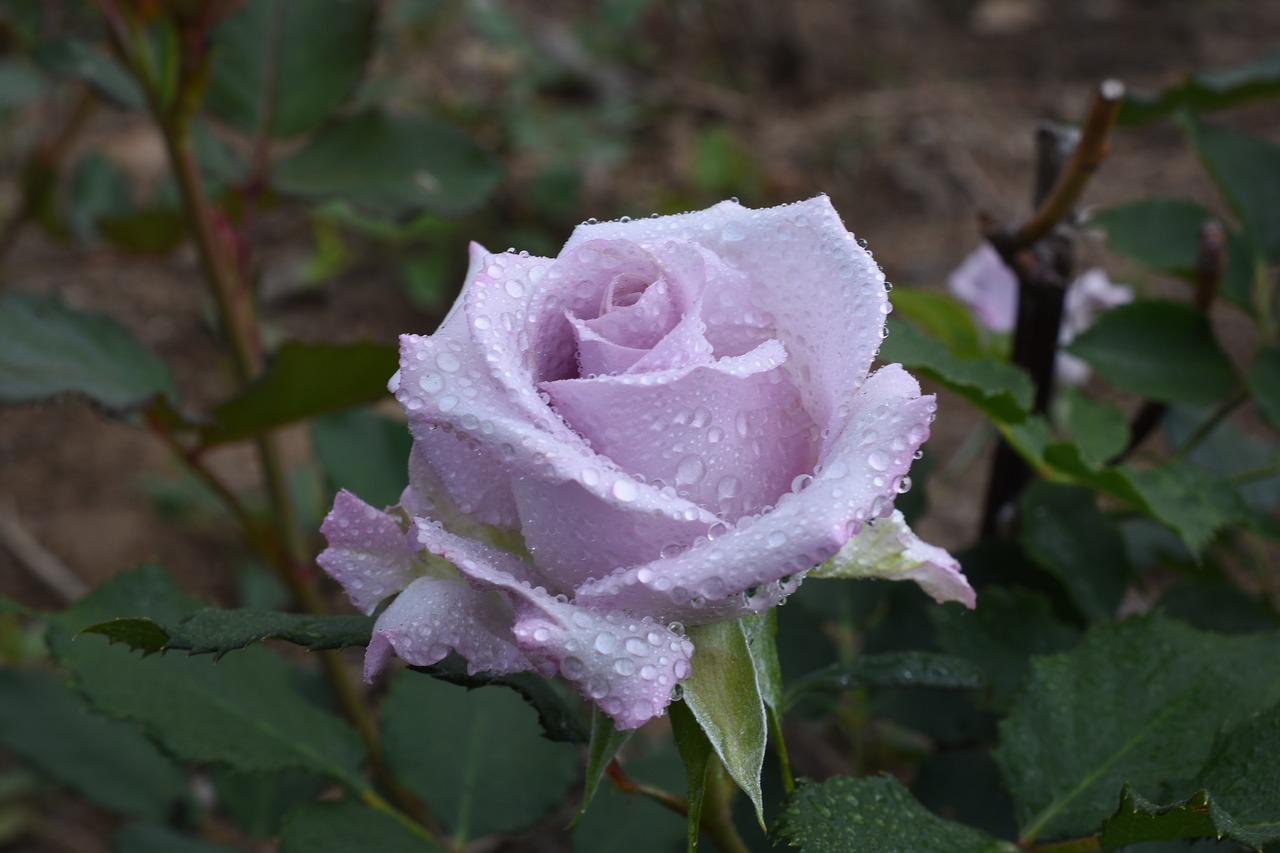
[98,4,440,841]
[0,86,97,275]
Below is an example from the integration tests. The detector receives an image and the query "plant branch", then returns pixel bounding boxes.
[992,81,1125,254]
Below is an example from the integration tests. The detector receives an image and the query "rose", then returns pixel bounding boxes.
[947,243,1133,384]
[319,196,973,730]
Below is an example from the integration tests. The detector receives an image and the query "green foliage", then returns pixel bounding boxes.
[683,620,767,825]
[0,670,187,820]
[279,801,443,852]
[577,708,633,820]
[200,341,399,445]
[33,38,143,108]
[47,565,367,790]
[0,291,176,411]
[80,608,374,657]
[1020,483,1131,621]
[204,0,377,139]
[668,700,712,851]
[996,615,1280,844]
[1184,118,1280,262]
[273,110,503,217]
[774,775,1017,852]
[113,824,242,853]
[890,288,984,357]
[1119,48,1280,124]
[1066,300,1238,407]
[880,318,1032,422]
[1247,346,1280,432]
[786,651,988,705]
[311,408,412,509]
[571,749,688,852]
[381,672,578,843]
[1100,783,1278,852]
[1060,388,1129,469]
[210,767,328,838]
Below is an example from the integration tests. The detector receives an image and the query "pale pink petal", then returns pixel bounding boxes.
[542,340,815,524]
[575,364,941,623]
[562,197,889,438]
[582,267,680,350]
[948,243,1017,334]
[363,576,530,680]
[410,519,693,729]
[317,490,417,614]
[812,510,974,607]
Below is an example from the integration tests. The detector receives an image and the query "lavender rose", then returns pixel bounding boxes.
[319,196,973,730]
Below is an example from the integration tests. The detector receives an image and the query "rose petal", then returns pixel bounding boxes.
[947,243,1017,334]
[363,575,530,680]
[410,518,692,729]
[812,509,975,607]
[317,490,418,614]
[542,339,815,524]
[574,364,943,622]
[395,251,720,536]
[562,197,889,439]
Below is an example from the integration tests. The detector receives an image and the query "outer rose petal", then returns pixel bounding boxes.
[575,364,939,622]
[410,519,693,729]
[363,576,530,680]
[562,197,889,439]
[948,243,1017,334]
[317,490,417,614]
[812,510,975,607]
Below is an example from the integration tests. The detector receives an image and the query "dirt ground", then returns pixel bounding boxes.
[1,0,1278,849]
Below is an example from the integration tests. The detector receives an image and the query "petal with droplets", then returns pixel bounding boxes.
[812,509,975,607]
[317,490,418,614]
[574,364,943,622]
[363,575,530,680]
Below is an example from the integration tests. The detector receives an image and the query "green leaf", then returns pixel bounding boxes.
[0,670,187,820]
[669,700,712,853]
[1060,388,1129,469]
[889,288,982,357]
[311,408,411,508]
[201,341,398,445]
[1247,346,1280,432]
[1120,463,1248,554]
[273,110,503,217]
[205,0,376,138]
[787,651,988,706]
[1100,786,1229,851]
[682,620,767,825]
[996,615,1280,843]
[880,318,1032,423]
[570,750,688,852]
[1089,198,1256,312]
[80,608,374,657]
[1118,48,1280,124]
[47,565,367,790]
[33,37,143,108]
[576,708,633,822]
[381,671,578,843]
[1066,300,1237,407]
[1185,118,1280,262]
[66,153,133,243]
[1194,701,1280,849]
[774,775,1017,853]
[210,766,327,838]
[0,60,46,112]
[1020,483,1131,622]
[1161,577,1280,635]
[0,292,176,412]
[411,656,588,744]
[279,800,442,852]
[113,824,242,853]
[930,587,1080,712]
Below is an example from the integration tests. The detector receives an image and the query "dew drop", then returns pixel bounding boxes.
[435,352,461,373]
[418,372,445,394]
[612,479,638,502]
[868,450,889,471]
[676,456,707,485]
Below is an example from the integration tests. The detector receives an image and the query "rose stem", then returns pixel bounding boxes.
[1110,220,1227,464]
[95,2,441,838]
[978,81,1124,539]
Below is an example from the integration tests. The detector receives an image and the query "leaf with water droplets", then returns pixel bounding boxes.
[774,775,1018,852]
[80,609,374,658]
[786,651,988,708]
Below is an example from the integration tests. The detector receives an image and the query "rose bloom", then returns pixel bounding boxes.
[319,197,973,729]
[947,243,1133,385]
